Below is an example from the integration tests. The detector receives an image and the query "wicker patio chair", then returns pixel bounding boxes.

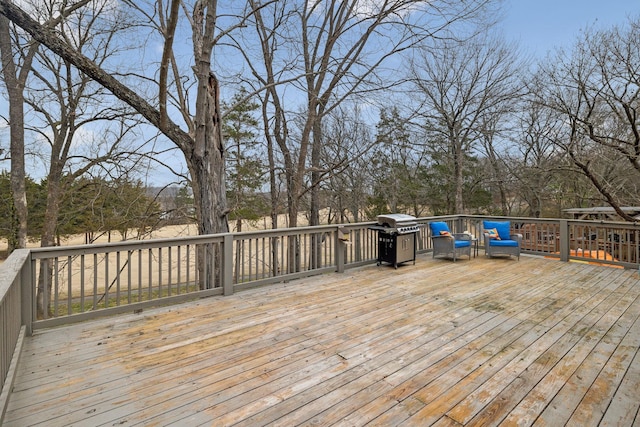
[428,221,471,261]
[483,220,522,260]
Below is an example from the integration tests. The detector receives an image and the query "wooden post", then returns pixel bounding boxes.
[21,252,33,336]
[336,228,346,273]
[559,220,569,262]
[222,234,234,296]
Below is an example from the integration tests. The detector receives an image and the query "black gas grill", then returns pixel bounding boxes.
[369,214,419,268]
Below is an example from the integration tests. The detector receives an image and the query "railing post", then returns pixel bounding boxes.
[559,220,570,262]
[19,250,33,336]
[222,234,234,296]
[336,228,345,273]
[455,216,464,234]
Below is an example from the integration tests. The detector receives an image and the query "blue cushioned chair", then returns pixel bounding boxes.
[429,221,471,261]
[483,220,522,260]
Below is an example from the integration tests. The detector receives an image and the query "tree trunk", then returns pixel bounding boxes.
[36,165,64,317]
[188,73,228,289]
[265,126,280,276]
[0,16,27,251]
[453,140,464,214]
[310,113,323,268]
[0,1,230,245]
[284,160,301,273]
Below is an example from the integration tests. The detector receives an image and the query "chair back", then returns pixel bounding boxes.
[429,221,451,236]
[483,220,511,240]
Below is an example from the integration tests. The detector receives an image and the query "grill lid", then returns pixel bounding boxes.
[375,213,419,234]
[377,213,417,228]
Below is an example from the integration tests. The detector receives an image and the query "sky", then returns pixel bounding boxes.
[1,1,639,186]
[501,0,639,58]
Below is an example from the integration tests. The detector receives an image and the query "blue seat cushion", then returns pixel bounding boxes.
[483,220,511,240]
[455,240,470,248]
[429,221,450,236]
[489,239,518,247]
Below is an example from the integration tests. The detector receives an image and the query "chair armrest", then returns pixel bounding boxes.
[483,232,491,245]
[432,235,454,240]
[510,233,523,243]
[452,233,471,241]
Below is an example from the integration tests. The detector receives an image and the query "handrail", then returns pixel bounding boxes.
[18,215,640,330]
[2,213,640,416]
[0,249,31,422]
[25,223,379,330]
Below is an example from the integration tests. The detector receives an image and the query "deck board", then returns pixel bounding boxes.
[4,254,640,426]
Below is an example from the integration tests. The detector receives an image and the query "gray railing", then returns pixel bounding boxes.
[25,223,392,331]
[1,249,31,422]
[9,215,640,331]
[464,216,640,268]
[2,214,640,420]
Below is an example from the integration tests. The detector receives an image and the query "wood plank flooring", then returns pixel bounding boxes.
[4,254,640,426]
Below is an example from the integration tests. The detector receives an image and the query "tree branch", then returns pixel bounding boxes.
[0,0,192,153]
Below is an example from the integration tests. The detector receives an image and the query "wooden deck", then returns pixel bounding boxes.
[4,254,640,426]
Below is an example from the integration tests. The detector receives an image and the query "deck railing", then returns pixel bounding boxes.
[0,249,31,422]
[2,214,640,419]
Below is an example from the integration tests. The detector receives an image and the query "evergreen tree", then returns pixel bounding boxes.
[223,88,268,231]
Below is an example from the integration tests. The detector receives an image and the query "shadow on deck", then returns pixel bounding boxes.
[4,254,640,426]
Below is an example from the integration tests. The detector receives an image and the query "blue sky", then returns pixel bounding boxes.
[2,1,639,186]
[502,0,639,58]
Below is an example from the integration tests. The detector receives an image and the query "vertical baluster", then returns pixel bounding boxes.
[168,246,172,297]
[186,244,191,291]
[202,243,208,289]
[255,237,260,280]
[53,257,59,317]
[325,231,329,268]
[115,252,121,306]
[93,253,98,310]
[158,247,163,298]
[238,238,244,283]
[177,245,182,295]
[137,249,143,302]
[249,238,254,281]
[302,232,306,272]
[282,234,286,275]
[280,235,285,276]
[67,255,72,315]
[127,250,132,304]
[232,239,238,284]
[147,248,153,300]
[80,254,85,313]
[211,242,216,288]
[261,237,266,280]
[104,253,109,308]
[41,260,49,320]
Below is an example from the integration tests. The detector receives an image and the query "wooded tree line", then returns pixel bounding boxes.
[1,0,639,256]
[0,172,164,248]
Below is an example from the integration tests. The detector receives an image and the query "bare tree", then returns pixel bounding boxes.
[508,90,567,217]
[410,33,523,214]
[245,0,497,226]
[242,0,497,270]
[0,0,93,251]
[322,105,375,224]
[0,15,28,250]
[13,0,150,316]
[533,17,640,220]
[0,0,231,237]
